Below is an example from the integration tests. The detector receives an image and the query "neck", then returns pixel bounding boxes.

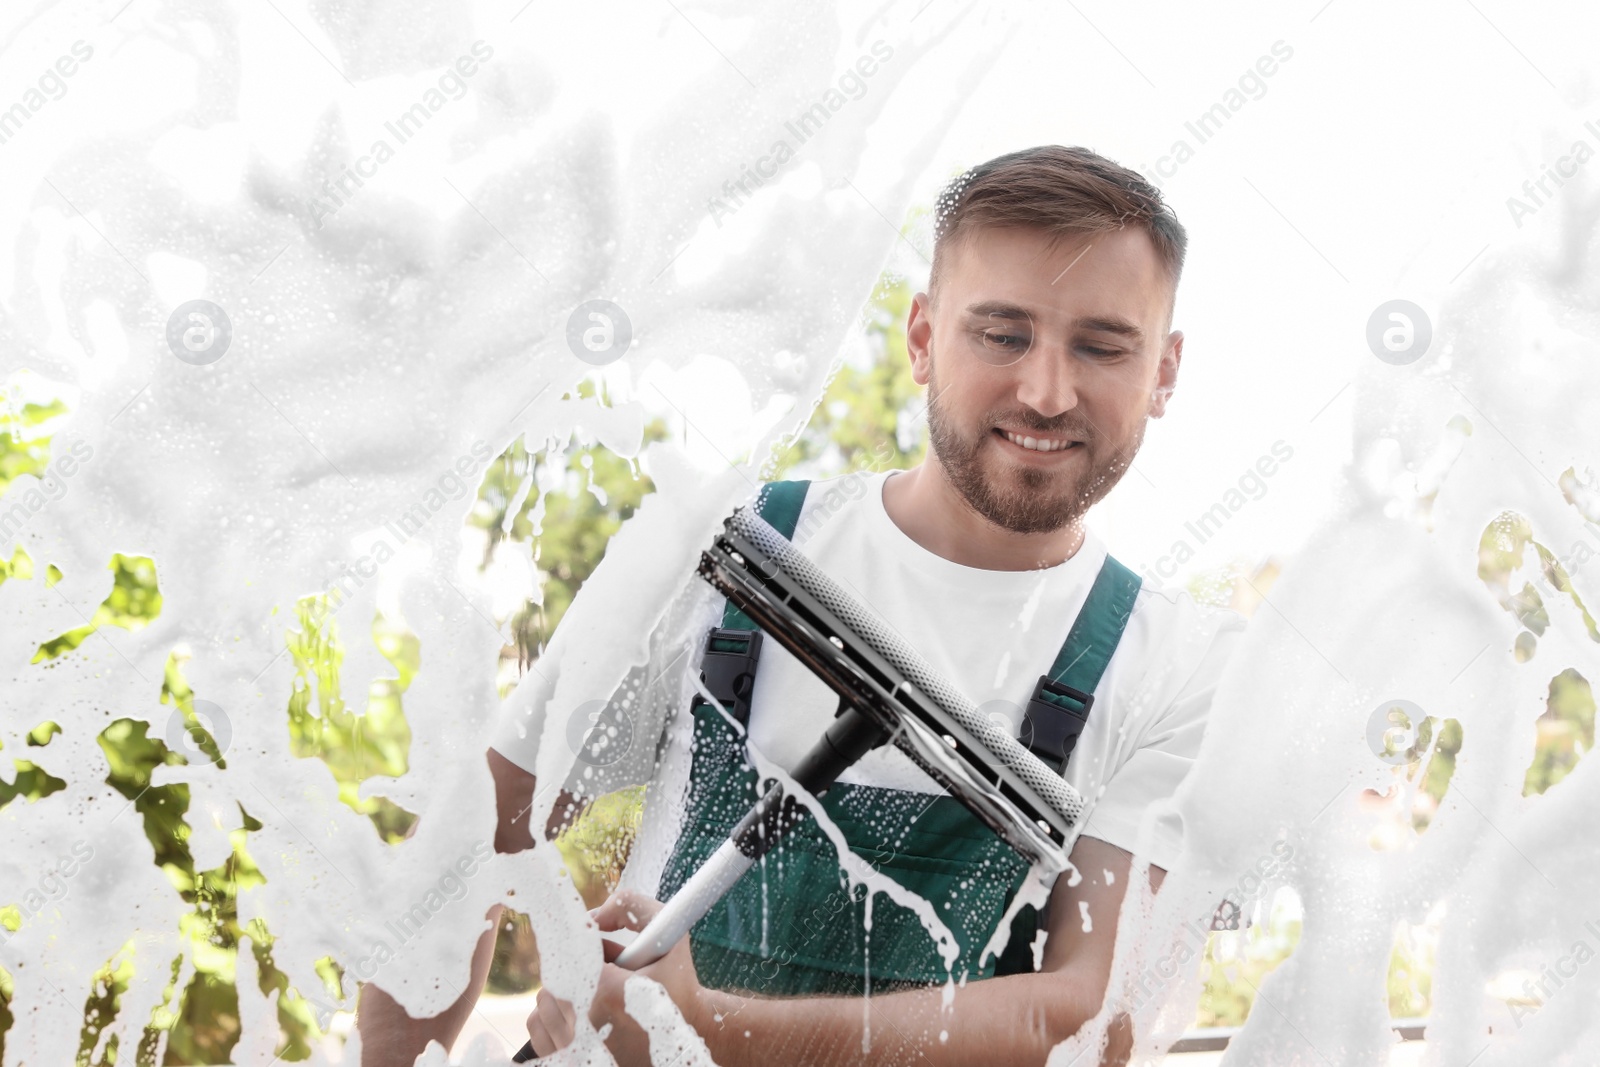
[881,461,1086,571]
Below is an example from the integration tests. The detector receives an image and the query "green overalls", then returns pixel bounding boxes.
[656,480,1142,996]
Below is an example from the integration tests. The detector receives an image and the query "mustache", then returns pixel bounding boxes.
[987,411,1092,438]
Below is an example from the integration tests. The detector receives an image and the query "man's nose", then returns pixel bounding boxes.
[1013,344,1078,418]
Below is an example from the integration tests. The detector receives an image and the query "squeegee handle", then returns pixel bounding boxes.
[513,705,885,1060]
[618,701,885,969]
[615,768,788,969]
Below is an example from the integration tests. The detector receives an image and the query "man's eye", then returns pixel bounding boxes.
[982,330,1027,349]
[1081,346,1119,357]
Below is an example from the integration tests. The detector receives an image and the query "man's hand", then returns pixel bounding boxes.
[356,749,591,1065]
[523,837,1156,1067]
[691,835,1156,1067]
[522,890,706,1065]
[522,986,576,1058]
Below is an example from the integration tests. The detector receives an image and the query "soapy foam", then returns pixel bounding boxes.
[0,0,1007,1061]
[6,1,1600,1064]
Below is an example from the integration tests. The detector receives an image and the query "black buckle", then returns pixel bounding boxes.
[1021,675,1094,773]
[699,627,764,725]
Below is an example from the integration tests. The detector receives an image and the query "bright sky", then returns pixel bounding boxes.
[2,0,1591,585]
[626,0,1594,583]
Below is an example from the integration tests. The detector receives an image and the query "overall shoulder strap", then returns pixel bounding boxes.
[1023,554,1143,774]
[995,556,1143,980]
[720,479,810,629]
[699,480,810,724]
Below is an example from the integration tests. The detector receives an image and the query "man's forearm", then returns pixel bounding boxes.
[355,747,590,1065]
[693,968,1126,1067]
[356,908,501,1064]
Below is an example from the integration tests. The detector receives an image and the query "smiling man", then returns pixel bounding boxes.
[899,216,1175,565]
[357,145,1247,1066]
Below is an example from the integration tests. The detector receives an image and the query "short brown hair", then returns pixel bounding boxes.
[930,145,1187,318]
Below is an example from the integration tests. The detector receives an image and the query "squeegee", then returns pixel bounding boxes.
[514,504,1086,1060]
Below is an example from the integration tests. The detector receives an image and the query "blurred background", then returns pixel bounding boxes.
[7,267,1591,1059]
[3,0,1597,1061]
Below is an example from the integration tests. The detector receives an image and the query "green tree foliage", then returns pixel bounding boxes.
[1194,906,1302,1028]
[772,273,927,478]
[0,395,67,494]
[1524,669,1595,796]
[468,385,670,673]
[284,599,418,842]
[16,257,1548,1057]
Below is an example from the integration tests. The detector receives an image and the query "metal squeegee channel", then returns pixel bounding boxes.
[725,508,1088,833]
[700,535,1065,866]
[701,534,1063,865]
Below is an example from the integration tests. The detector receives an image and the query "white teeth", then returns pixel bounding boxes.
[1004,431,1073,453]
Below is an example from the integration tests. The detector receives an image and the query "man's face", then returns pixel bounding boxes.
[907,225,1183,535]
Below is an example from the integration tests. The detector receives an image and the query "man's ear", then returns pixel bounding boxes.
[906,292,934,387]
[1148,329,1183,418]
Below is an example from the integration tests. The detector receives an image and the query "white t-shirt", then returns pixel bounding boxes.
[490,469,1247,879]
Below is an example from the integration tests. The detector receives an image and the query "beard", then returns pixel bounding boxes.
[925,351,1144,535]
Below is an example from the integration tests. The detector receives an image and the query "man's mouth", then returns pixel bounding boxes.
[994,428,1082,454]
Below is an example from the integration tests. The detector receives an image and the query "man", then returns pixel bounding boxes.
[358,144,1246,1065]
